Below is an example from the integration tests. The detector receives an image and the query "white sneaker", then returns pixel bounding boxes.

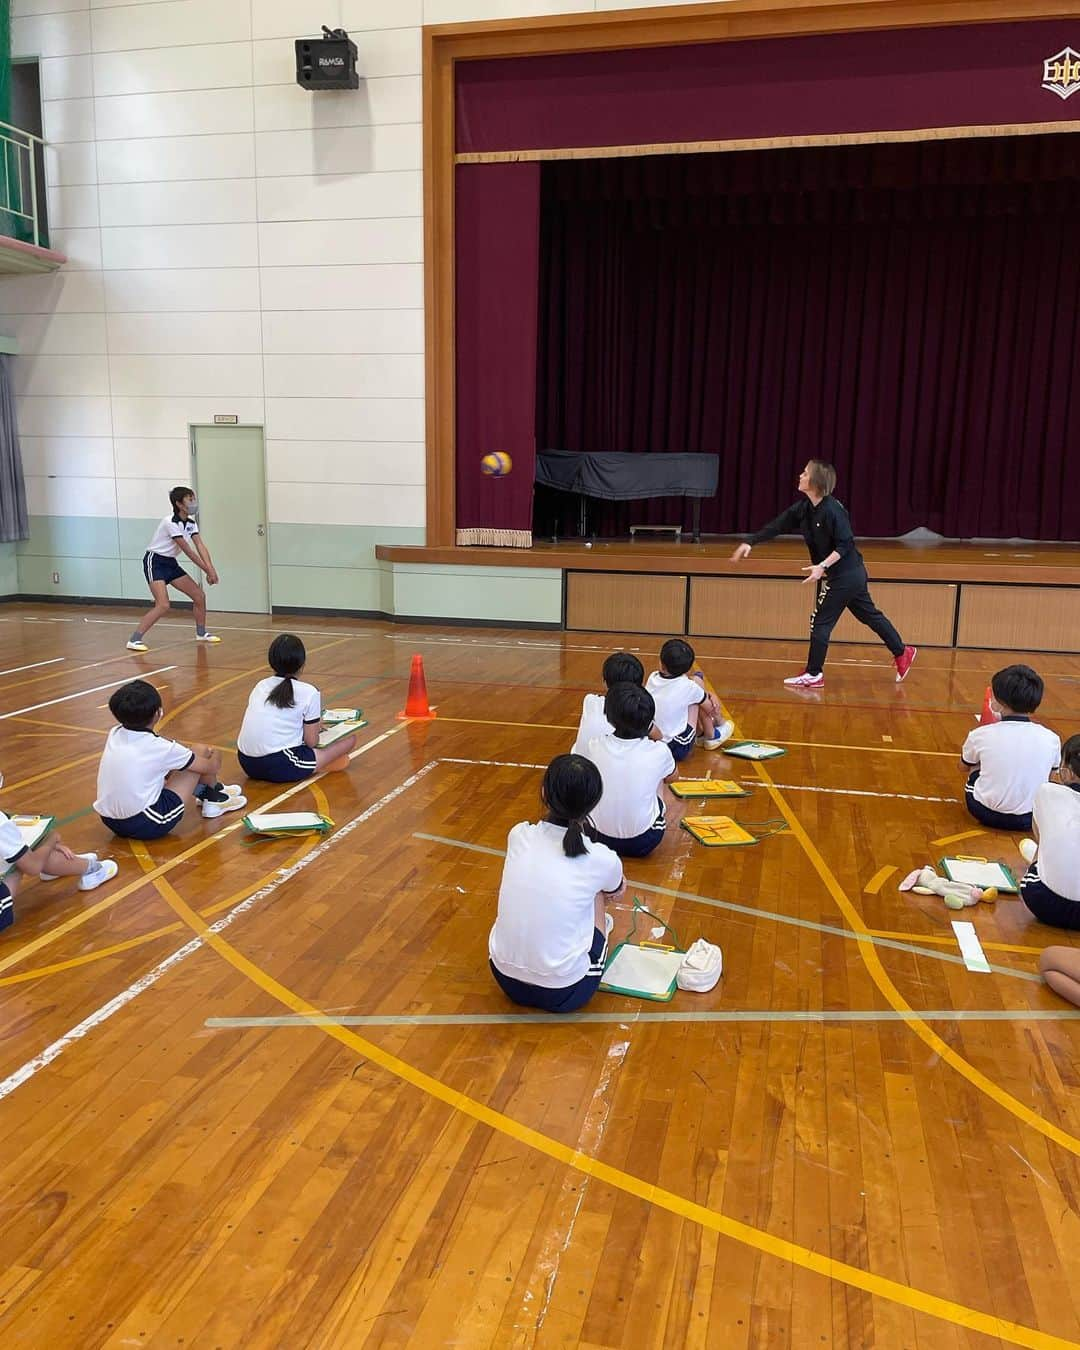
[1019,838,1038,864]
[195,632,221,644]
[78,858,118,891]
[783,671,824,689]
[40,851,98,882]
[202,793,247,819]
[126,639,149,652]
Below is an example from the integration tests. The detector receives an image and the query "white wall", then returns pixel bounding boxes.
[1,0,732,606]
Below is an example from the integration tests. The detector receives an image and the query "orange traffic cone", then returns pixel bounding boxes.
[397,653,436,720]
[978,685,998,726]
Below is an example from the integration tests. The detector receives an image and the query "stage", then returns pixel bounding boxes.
[376,537,1080,652]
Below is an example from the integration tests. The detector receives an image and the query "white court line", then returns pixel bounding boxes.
[0,657,65,678]
[0,722,410,1103]
[0,666,176,722]
[204,1009,1080,1027]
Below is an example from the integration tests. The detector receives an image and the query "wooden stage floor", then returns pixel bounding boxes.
[2,604,1080,1348]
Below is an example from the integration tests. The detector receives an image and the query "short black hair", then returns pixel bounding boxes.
[992,664,1044,715]
[602,651,644,689]
[660,638,695,676]
[169,485,195,510]
[108,678,163,729]
[604,682,655,738]
[1060,734,1080,778]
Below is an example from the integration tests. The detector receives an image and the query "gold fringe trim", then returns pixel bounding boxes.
[456,528,533,548]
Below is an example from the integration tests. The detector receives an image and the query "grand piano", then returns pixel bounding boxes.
[535,449,719,543]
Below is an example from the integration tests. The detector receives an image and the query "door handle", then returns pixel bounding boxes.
[256,525,265,536]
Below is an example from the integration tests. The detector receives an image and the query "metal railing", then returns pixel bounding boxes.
[0,118,45,248]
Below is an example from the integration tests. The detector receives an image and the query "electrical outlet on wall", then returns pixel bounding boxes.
[52,572,60,584]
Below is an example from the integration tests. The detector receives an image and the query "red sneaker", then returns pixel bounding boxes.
[783,671,824,689]
[894,645,917,683]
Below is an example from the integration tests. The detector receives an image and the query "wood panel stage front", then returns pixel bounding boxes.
[376,538,1080,652]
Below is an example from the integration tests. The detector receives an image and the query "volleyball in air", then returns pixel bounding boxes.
[481,450,512,477]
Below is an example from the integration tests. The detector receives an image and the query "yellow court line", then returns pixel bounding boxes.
[0,641,189,697]
[773,738,957,758]
[0,834,317,990]
[436,715,577,732]
[0,751,102,799]
[747,756,1080,1156]
[932,828,988,847]
[142,865,1079,1347]
[864,929,1042,958]
[863,866,897,895]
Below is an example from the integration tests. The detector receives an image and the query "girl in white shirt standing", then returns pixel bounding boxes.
[489,754,625,1013]
[237,635,358,782]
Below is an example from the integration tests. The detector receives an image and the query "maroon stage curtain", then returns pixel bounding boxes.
[535,135,1080,541]
[455,162,540,547]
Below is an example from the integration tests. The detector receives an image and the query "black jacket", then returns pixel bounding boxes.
[748,496,864,576]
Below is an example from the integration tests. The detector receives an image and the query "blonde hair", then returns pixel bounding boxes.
[807,460,836,496]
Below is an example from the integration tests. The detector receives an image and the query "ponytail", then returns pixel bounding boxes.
[541,754,603,859]
[267,675,295,709]
[264,633,306,711]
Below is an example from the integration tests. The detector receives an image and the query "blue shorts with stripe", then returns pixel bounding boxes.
[668,722,697,763]
[490,926,608,1014]
[238,745,317,783]
[100,787,185,840]
[0,882,13,932]
[143,550,187,586]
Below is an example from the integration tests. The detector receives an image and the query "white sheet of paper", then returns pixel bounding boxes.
[943,859,1015,889]
[601,945,683,996]
[727,742,781,759]
[951,920,991,973]
[317,720,364,748]
[246,811,326,831]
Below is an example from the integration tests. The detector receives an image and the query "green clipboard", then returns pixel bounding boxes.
[722,741,786,761]
[600,900,686,1003]
[939,856,1020,894]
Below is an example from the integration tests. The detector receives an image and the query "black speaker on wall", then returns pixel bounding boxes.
[295,27,359,90]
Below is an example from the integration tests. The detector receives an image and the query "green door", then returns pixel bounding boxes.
[190,425,270,614]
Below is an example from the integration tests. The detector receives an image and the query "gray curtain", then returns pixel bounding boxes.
[0,354,28,541]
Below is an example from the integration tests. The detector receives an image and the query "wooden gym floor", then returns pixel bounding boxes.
[1,603,1080,1350]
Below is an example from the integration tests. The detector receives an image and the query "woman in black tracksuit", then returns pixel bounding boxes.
[730,459,916,689]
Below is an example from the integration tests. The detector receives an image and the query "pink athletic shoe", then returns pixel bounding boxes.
[783,671,824,689]
[894,645,917,683]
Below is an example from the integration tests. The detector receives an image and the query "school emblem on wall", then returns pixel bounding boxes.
[1042,47,1080,100]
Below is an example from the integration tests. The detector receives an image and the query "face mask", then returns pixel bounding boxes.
[185,499,197,516]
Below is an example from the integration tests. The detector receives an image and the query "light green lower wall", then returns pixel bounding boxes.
[0,542,16,595]
[11,516,562,626]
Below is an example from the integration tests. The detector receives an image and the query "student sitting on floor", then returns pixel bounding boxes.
[237,635,357,782]
[1019,734,1080,931]
[488,753,625,1014]
[960,664,1060,831]
[1,774,118,931]
[571,650,660,754]
[581,683,676,858]
[645,638,734,761]
[94,679,246,839]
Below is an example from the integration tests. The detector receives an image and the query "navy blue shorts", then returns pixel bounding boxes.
[668,722,697,763]
[593,798,667,858]
[0,882,12,932]
[143,550,187,587]
[1021,864,1080,930]
[491,926,607,1013]
[100,787,185,840]
[238,745,317,783]
[964,770,1032,831]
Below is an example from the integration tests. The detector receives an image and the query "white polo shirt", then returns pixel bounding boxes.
[646,670,705,740]
[571,692,612,756]
[0,810,28,866]
[147,513,199,559]
[238,676,321,757]
[582,734,674,838]
[962,718,1061,816]
[94,726,195,818]
[489,821,622,988]
[1032,782,1080,902]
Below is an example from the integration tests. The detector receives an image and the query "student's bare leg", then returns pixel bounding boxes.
[171,572,207,631]
[167,746,223,806]
[1039,947,1080,1006]
[134,579,171,640]
[314,733,357,772]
